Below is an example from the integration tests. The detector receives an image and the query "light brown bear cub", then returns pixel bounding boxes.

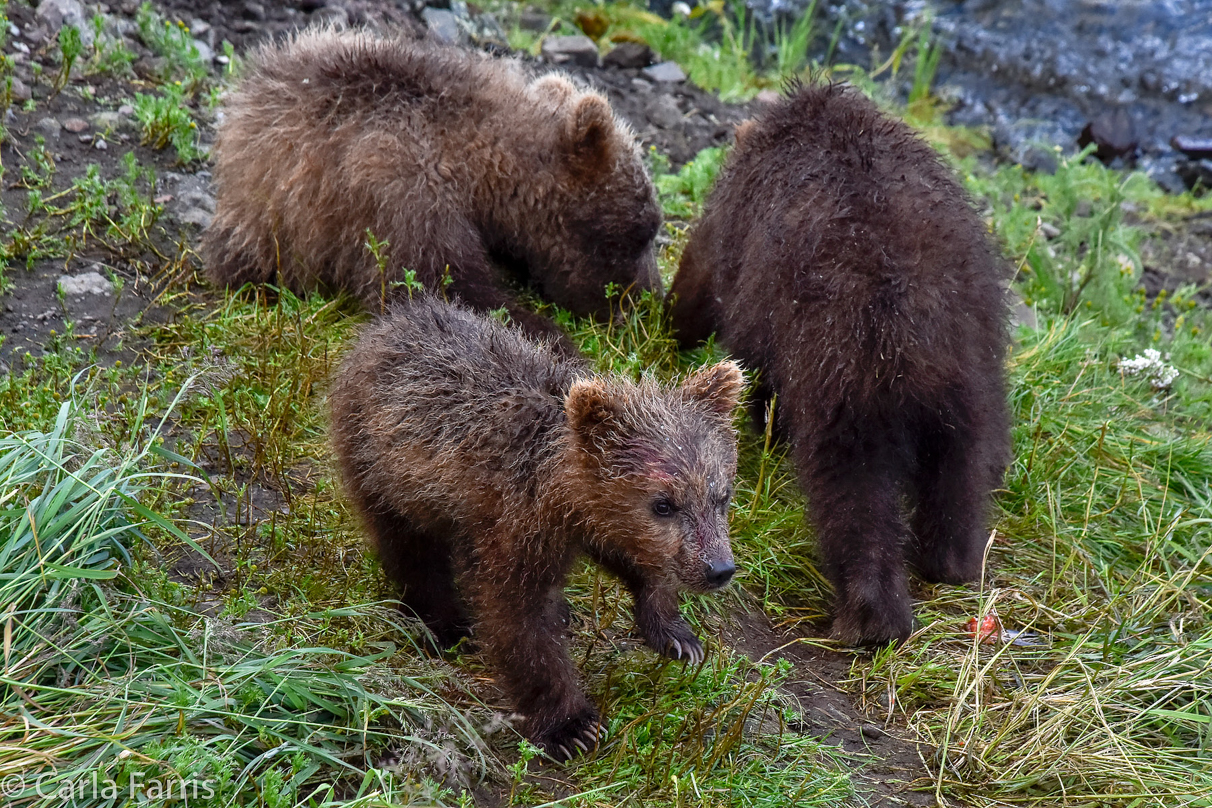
[204,28,663,345]
[329,296,742,760]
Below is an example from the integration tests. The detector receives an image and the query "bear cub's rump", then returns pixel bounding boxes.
[671,82,1011,646]
[330,296,743,758]
[204,29,662,345]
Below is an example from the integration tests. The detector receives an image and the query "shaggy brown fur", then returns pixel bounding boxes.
[670,83,1011,646]
[330,296,742,759]
[203,28,662,345]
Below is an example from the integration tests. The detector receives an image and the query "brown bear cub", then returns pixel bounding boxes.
[203,29,662,345]
[670,82,1011,646]
[330,295,742,759]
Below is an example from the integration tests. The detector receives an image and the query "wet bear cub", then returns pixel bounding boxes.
[330,296,743,759]
[670,82,1011,646]
[204,28,662,345]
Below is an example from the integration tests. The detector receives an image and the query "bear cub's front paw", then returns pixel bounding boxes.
[641,616,705,665]
[528,706,606,762]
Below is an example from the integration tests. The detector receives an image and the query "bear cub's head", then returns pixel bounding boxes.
[526,76,663,318]
[564,361,744,593]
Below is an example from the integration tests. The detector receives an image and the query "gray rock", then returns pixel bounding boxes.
[1009,289,1038,331]
[35,117,61,138]
[178,207,213,228]
[603,42,655,69]
[754,89,781,106]
[58,271,112,297]
[189,19,211,37]
[311,6,348,27]
[93,137,106,150]
[90,110,126,131]
[62,116,88,133]
[466,10,507,45]
[541,35,599,68]
[10,77,31,102]
[242,1,267,22]
[422,8,465,45]
[646,95,683,129]
[191,39,214,64]
[36,0,92,45]
[1177,159,1212,192]
[518,10,552,31]
[169,174,216,228]
[641,61,686,83]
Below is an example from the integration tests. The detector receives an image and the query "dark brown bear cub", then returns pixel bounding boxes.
[670,83,1010,646]
[204,28,662,345]
[330,296,742,759]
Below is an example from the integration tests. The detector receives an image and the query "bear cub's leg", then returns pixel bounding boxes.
[364,506,472,649]
[908,410,995,586]
[591,549,704,664]
[798,431,915,646]
[468,569,603,760]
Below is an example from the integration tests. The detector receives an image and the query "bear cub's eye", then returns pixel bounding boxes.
[651,498,678,518]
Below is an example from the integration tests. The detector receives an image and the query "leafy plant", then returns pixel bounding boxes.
[135,2,210,89]
[53,24,83,93]
[133,83,201,163]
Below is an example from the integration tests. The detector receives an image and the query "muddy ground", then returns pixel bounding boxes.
[2,1,1210,806]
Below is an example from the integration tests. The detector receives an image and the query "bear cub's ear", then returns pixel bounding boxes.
[565,377,621,441]
[565,95,616,176]
[529,74,577,107]
[733,119,757,150]
[682,361,744,417]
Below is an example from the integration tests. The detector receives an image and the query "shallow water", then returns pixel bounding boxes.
[745,0,1212,189]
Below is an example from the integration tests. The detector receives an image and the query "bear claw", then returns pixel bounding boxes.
[669,637,705,665]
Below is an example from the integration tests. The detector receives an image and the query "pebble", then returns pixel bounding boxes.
[1171,136,1212,159]
[62,117,89,133]
[641,61,687,83]
[541,35,599,68]
[646,94,683,129]
[10,77,31,102]
[35,0,93,46]
[241,1,266,22]
[191,39,214,64]
[421,8,464,45]
[117,103,133,116]
[58,271,113,297]
[603,41,655,69]
[518,10,552,31]
[311,6,348,27]
[90,111,124,130]
[859,723,887,740]
[755,89,782,106]
[1176,159,1212,191]
[1078,108,1138,164]
[35,117,62,138]
[94,138,106,150]
[188,19,211,37]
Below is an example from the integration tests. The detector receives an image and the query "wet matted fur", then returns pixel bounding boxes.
[329,296,743,758]
[204,28,662,345]
[670,82,1011,646]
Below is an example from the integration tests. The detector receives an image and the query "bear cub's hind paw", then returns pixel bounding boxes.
[530,707,606,762]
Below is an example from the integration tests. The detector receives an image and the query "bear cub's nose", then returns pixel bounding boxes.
[705,560,736,588]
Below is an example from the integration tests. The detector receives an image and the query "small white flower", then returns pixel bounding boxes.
[1119,348,1179,390]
